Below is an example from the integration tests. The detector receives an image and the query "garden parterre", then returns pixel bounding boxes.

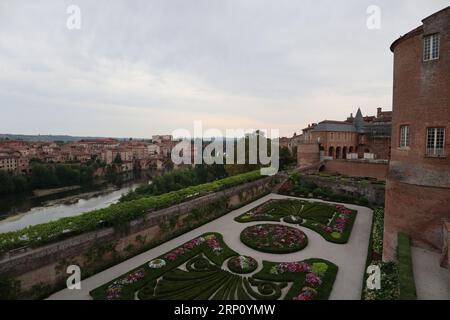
[235,199,357,244]
[90,232,337,300]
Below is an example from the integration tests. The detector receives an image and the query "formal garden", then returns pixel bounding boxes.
[235,199,357,244]
[90,233,337,300]
[87,195,366,301]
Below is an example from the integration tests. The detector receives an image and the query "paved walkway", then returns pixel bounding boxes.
[412,247,450,300]
[48,193,373,300]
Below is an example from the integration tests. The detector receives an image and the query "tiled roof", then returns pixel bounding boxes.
[312,121,356,132]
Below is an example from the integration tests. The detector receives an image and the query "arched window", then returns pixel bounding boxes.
[336,147,341,159]
[328,146,335,158]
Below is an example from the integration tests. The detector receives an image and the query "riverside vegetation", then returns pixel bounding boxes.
[0,170,264,255]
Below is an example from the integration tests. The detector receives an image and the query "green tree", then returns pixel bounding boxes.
[55,165,80,186]
[279,146,296,170]
[30,163,59,188]
[12,174,30,193]
[0,171,15,194]
[113,153,123,164]
[225,131,272,176]
[80,165,95,185]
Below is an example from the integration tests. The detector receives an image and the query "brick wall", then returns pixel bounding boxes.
[297,143,320,168]
[384,7,450,261]
[323,160,388,181]
[384,180,450,259]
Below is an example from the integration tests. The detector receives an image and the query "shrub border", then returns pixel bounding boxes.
[397,233,417,300]
[0,170,264,255]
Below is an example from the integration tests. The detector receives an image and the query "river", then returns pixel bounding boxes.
[0,177,151,234]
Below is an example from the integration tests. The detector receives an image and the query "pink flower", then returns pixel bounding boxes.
[293,287,316,301]
[305,273,322,287]
[293,292,313,300]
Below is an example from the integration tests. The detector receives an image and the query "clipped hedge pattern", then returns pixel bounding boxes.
[236,199,357,244]
[90,233,337,300]
[253,259,338,300]
[0,170,263,254]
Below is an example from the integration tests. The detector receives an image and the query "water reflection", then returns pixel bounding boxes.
[0,178,150,234]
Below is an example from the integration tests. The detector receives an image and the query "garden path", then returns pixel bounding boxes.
[412,247,450,300]
[47,193,373,300]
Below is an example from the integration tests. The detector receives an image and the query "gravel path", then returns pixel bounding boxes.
[47,193,373,300]
[412,247,450,300]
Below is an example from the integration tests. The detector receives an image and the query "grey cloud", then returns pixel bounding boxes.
[0,0,449,137]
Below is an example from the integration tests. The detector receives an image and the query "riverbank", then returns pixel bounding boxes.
[0,182,140,233]
[32,185,82,198]
[0,169,164,231]
[41,186,119,207]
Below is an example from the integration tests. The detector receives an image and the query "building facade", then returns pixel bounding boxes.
[383,7,450,261]
[297,107,392,166]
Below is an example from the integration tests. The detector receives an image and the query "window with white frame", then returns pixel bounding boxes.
[400,125,410,148]
[426,127,445,157]
[424,34,440,61]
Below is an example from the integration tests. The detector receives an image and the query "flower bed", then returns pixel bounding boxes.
[105,268,145,300]
[90,233,235,300]
[236,199,357,244]
[293,204,357,244]
[254,259,338,300]
[240,224,308,253]
[227,256,258,274]
[90,233,336,300]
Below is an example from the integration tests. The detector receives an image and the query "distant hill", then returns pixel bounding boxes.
[0,134,240,143]
[0,134,115,142]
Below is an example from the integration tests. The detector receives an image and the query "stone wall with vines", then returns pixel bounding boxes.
[0,175,279,299]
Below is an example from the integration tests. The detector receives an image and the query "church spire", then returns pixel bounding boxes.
[353,108,365,132]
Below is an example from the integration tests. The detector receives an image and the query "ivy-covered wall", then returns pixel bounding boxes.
[0,175,279,299]
[299,174,385,206]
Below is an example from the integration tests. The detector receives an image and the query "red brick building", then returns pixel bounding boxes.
[297,107,392,163]
[383,7,450,261]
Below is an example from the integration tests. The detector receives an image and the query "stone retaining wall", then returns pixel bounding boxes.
[0,175,279,297]
[323,160,388,181]
[301,174,385,206]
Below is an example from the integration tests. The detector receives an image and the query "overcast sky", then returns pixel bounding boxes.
[0,0,448,138]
